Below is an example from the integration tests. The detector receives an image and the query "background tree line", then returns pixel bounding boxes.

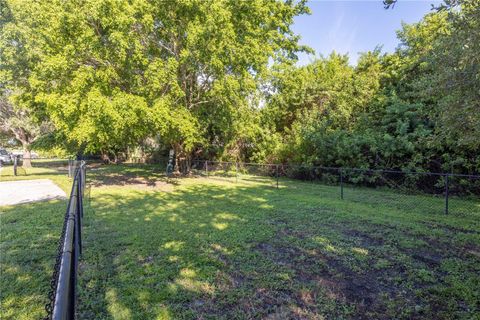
[1,0,478,174]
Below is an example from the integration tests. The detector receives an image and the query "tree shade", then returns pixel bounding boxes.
[0,0,478,174]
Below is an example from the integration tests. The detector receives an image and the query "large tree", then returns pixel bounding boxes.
[2,0,310,165]
[423,0,480,150]
[0,98,50,167]
[0,0,51,166]
[263,0,479,174]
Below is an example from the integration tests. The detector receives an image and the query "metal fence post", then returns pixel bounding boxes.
[340,169,344,200]
[13,156,18,176]
[276,164,279,189]
[75,183,82,257]
[77,170,83,252]
[445,173,449,215]
[205,160,208,177]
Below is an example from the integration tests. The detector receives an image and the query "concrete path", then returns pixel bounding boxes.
[0,179,66,206]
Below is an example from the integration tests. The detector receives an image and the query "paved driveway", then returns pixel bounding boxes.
[0,179,66,206]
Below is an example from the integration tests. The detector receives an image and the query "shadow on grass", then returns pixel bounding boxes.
[86,164,176,188]
[0,167,68,180]
[78,180,480,320]
[0,200,68,319]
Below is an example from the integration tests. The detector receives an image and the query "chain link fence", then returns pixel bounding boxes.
[190,160,480,216]
[0,157,73,178]
[27,158,476,318]
[44,161,86,320]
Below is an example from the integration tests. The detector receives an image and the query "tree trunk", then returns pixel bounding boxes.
[101,152,110,164]
[173,143,181,174]
[23,147,32,168]
[185,154,191,176]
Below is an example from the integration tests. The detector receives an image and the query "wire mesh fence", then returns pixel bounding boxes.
[0,157,72,179]
[44,161,86,320]
[190,160,279,187]
[32,157,477,216]
[190,160,480,216]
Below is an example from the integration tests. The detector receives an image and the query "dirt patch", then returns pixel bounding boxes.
[411,252,443,267]
[467,248,480,258]
[85,162,104,169]
[244,220,460,319]
[342,229,385,247]
[87,165,174,187]
[125,181,174,192]
[253,240,388,319]
[343,224,480,279]
[422,222,480,235]
[92,175,174,192]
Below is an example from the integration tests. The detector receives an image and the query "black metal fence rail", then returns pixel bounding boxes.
[44,161,86,320]
[191,160,480,215]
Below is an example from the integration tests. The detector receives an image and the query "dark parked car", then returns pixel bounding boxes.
[0,149,13,165]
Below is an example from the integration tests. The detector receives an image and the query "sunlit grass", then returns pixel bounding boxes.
[1,164,479,319]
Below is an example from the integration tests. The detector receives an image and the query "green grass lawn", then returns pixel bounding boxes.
[1,164,480,319]
[1,164,72,319]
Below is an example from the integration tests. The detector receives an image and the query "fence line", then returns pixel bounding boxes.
[44,161,86,320]
[191,160,480,215]
[198,160,480,178]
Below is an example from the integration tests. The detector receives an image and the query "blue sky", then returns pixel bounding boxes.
[292,0,442,65]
